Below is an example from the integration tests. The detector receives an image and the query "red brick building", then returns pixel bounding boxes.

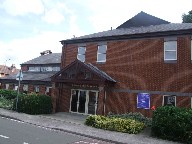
[52,12,192,117]
[0,50,61,96]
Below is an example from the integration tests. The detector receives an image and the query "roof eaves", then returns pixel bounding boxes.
[61,29,192,44]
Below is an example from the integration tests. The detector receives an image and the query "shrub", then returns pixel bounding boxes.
[0,89,18,100]
[13,93,52,115]
[0,97,13,110]
[151,106,192,143]
[108,112,152,127]
[85,115,145,134]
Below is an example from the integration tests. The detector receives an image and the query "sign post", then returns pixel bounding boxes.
[16,70,23,111]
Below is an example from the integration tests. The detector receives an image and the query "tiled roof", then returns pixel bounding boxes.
[21,53,61,65]
[0,72,56,82]
[116,11,170,29]
[65,23,192,41]
[0,65,19,75]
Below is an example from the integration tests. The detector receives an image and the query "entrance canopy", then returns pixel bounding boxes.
[51,59,116,85]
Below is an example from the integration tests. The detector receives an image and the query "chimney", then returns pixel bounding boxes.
[40,50,52,55]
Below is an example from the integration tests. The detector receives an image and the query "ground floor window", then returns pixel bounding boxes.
[70,89,98,115]
[23,85,28,93]
[5,84,9,90]
[34,86,39,93]
[163,95,176,106]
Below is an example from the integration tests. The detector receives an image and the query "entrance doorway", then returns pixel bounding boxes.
[70,89,98,115]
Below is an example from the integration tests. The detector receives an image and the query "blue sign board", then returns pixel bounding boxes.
[137,93,150,109]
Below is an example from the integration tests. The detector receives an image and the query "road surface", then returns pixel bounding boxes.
[0,116,111,144]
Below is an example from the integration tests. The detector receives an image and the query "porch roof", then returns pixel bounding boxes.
[51,59,116,84]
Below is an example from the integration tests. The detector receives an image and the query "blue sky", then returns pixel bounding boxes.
[0,0,191,68]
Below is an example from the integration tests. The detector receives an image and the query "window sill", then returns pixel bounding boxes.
[96,61,106,64]
[164,60,177,63]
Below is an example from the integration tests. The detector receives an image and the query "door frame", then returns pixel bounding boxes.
[69,89,99,115]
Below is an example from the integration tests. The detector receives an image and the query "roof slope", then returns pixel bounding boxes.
[0,65,19,75]
[116,11,170,29]
[0,72,56,82]
[62,23,192,43]
[21,53,61,65]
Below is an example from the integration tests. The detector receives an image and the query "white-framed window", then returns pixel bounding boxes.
[190,97,192,108]
[23,85,28,91]
[164,40,177,61]
[77,47,86,62]
[14,85,18,91]
[163,95,176,106]
[45,87,52,94]
[5,84,9,90]
[34,86,39,93]
[28,67,40,72]
[97,45,107,62]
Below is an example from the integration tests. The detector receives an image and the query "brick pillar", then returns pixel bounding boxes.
[97,86,105,115]
[51,82,58,113]
[40,85,46,94]
[28,85,34,93]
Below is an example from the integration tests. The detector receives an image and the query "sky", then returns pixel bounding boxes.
[0,0,191,68]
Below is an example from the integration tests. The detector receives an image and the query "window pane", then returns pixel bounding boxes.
[164,41,177,51]
[97,54,106,62]
[98,45,107,53]
[165,51,176,60]
[78,47,86,54]
[77,54,85,62]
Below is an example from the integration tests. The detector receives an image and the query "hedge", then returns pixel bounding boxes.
[0,89,18,100]
[151,106,192,143]
[85,115,145,134]
[13,93,52,115]
[108,112,152,127]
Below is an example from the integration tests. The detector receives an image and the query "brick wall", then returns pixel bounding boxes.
[61,36,192,116]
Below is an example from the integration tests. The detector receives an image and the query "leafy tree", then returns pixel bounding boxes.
[182,10,192,23]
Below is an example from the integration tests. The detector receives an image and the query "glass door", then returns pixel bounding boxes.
[70,90,78,112]
[78,91,86,113]
[88,91,98,114]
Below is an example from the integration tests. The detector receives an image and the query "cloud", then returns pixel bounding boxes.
[0,31,67,68]
[1,0,44,16]
[42,9,65,24]
[85,0,192,32]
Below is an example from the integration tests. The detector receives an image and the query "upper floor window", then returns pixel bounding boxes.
[28,67,40,72]
[164,39,177,61]
[77,47,86,62]
[97,45,107,62]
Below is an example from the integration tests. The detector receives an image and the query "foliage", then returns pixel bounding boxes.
[151,106,192,143]
[13,93,52,115]
[0,96,13,110]
[108,112,152,127]
[85,115,145,134]
[182,10,192,23]
[0,89,18,100]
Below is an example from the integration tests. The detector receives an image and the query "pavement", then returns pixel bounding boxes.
[0,108,181,144]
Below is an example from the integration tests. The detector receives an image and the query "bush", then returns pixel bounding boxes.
[0,97,13,110]
[13,93,52,115]
[151,106,192,143]
[0,89,18,100]
[108,112,152,127]
[85,115,145,134]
